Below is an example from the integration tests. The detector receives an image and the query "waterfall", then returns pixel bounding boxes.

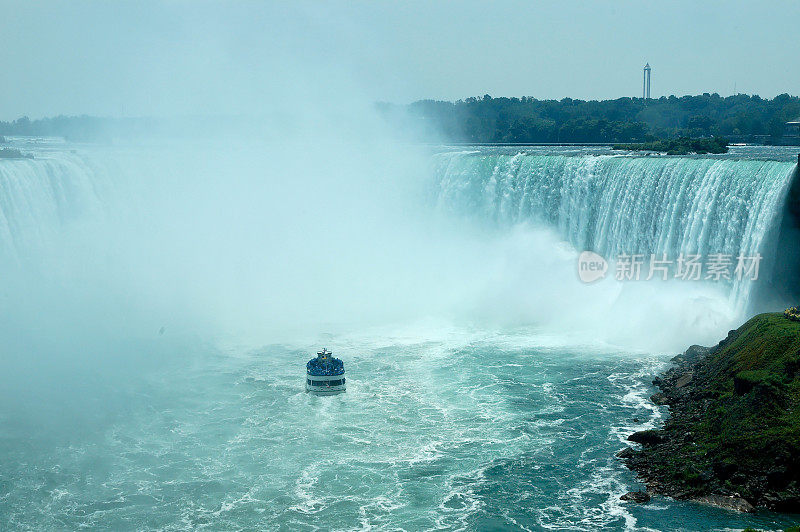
[0,146,795,327]
[0,151,118,267]
[430,151,796,306]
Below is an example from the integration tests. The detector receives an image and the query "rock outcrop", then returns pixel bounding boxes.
[618,313,800,512]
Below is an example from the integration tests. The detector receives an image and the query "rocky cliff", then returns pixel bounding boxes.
[619,313,800,512]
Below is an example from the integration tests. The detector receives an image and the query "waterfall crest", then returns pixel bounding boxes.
[431,151,796,305]
[0,152,117,266]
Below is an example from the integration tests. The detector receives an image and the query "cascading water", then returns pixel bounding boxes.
[1,146,796,321]
[0,151,116,268]
[6,143,800,531]
[430,150,796,308]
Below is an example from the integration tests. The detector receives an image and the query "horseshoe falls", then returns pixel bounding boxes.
[430,150,797,309]
[2,142,800,532]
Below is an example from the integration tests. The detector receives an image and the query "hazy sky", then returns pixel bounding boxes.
[1,0,799,120]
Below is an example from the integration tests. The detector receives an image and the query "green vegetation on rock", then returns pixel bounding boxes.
[612,136,728,155]
[620,313,800,512]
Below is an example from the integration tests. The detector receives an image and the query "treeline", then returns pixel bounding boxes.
[5,93,800,145]
[0,115,126,141]
[379,93,800,144]
[0,115,262,141]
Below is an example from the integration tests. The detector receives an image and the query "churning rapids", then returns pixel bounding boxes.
[1,141,799,531]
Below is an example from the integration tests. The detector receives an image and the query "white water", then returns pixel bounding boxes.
[0,145,795,356]
[0,152,112,264]
[2,143,800,531]
[430,151,795,309]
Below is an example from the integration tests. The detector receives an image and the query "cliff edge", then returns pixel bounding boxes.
[619,313,800,512]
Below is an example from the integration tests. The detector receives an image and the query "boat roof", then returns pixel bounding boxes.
[307,355,345,376]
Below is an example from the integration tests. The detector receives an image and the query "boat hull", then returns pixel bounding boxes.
[306,373,346,395]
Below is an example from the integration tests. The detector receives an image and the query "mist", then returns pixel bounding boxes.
[1,131,744,374]
[0,14,760,422]
[4,4,800,529]
[0,0,774,472]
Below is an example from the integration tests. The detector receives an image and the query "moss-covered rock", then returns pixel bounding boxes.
[619,313,800,512]
[612,136,728,155]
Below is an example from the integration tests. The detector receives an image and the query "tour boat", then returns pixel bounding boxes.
[306,348,346,395]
